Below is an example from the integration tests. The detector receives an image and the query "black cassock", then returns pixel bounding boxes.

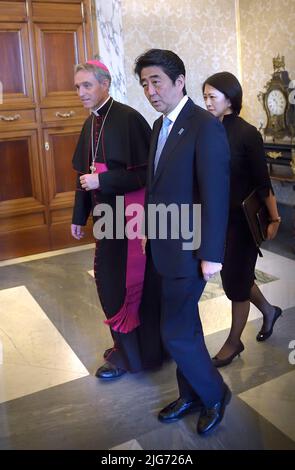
[72,98,165,372]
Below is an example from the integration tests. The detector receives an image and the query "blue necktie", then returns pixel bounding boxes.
[154,116,172,174]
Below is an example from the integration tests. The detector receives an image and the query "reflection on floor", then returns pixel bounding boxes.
[0,241,294,450]
[0,286,88,404]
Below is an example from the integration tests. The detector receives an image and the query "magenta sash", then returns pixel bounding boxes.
[94,162,146,333]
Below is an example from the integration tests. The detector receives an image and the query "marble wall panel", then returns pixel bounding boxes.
[95,0,127,102]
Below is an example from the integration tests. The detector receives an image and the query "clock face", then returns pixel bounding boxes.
[266,89,286,116]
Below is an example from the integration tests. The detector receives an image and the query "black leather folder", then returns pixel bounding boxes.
[242,189,269,255]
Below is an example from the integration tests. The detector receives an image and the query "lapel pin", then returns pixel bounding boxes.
[178,128,184,135]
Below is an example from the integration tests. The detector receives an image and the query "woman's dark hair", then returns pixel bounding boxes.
[134,49,187,95]
[202,72,243,115]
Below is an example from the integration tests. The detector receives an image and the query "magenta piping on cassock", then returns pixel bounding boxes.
[94,162,146,333]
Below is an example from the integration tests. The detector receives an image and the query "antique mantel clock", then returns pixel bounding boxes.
[258,55,294,140]
[258,55,295,178]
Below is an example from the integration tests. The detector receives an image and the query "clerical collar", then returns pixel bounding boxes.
[91,96,112,116]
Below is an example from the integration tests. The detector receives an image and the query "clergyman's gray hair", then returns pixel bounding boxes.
[75,62,111,87]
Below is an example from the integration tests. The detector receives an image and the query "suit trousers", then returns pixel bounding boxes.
[151,255,225,408]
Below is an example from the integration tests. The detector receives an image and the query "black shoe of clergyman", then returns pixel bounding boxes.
[158,397,203,422]
[103,347,114,359]
[95,362,127,380]
[197,385,232,435]
[256,307,283,342]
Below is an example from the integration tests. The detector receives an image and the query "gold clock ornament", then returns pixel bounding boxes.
[258,55,294,139]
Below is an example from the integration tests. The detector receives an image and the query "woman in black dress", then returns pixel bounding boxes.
[202,72,282,367]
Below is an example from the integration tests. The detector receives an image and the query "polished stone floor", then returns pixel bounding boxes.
[0,235,294,450]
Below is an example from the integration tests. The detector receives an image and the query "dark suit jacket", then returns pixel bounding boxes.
[146,97,230,278]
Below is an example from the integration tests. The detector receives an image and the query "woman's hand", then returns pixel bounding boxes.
[266,221,280,240]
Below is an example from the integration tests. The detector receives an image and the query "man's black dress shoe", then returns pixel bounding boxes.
[158,397,203,422]
[256,306,282,342]
[212,341,244,368]
[95,362,126,380]
[197,384,231,435]
[103,347,114,359]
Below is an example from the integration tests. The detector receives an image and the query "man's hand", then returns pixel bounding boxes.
[201,260,222,282]
[80,173,99,191]
[71,224,85,240]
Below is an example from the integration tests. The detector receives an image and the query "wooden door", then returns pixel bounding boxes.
[43,124,85,249]
[0,0,96,260]
[0,128,50,256]
[0,21,34,108]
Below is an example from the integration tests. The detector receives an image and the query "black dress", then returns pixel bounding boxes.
[221,113,272,301]
[72,99,165,371]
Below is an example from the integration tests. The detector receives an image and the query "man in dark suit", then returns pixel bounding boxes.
[134,49,231,435]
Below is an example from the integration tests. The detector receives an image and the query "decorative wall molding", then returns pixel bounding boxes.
[239,0,295,129]
[122,0,239,125]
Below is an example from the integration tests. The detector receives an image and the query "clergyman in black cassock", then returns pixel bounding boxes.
[71,60,165,380]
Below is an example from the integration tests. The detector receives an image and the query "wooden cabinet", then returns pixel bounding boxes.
[0,0,96,260]
[0,21,34,108]
[264,141,295,182]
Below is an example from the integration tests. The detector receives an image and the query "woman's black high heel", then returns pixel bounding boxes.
[212,341,244,368]
[256,306,282,342]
